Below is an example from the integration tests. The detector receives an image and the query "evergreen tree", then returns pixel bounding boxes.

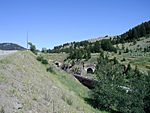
[119,20,150,44]
[93,41,101,53]
[140,24,146,37]
[133,28,138,39]
[101,39,117,52]
[28,42,37,54]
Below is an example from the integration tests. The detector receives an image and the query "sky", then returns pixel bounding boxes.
[0,0,150,50]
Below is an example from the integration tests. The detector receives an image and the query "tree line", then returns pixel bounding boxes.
[112,20,150,44]
[30,20,150,60]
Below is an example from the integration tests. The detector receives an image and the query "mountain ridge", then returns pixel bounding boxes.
[0,43,26,50]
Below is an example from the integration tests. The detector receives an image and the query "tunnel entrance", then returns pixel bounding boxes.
[87,68,94,74]
[55,62,60,67]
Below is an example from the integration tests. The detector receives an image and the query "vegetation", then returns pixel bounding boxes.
[101,39,117,53]
[0,106,5,113]
[112,20,150,44]
[36,55,48,64]
[28,42,37,54]
[46,37,117,55]
[0,43,26,50]
[1,19,150,113]
[68,47,91,60]
[37,20,150,113]
[88,52,150,113]
[0,51,103,113]
[46,66,55,74]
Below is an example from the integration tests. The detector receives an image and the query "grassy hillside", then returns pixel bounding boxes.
[0,51,105,113]
[47,36,150,75]
[114,36,150,72]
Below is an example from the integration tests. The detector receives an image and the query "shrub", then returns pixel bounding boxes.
[113,57,118,64]
[121,58,126,62]
[37,56,48,65]
[125,47,129,53]
[61,94,73,106]
[119,51,121,55]
[133,40,137,45]
[36,56,43,61]
[42,59,48,64]
[101,39,117,52]
[66,98,73,105]
[47,67,55,74]
[0,106,5,113]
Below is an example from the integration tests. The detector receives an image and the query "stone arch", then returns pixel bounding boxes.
[54,61,61,67]
[55,62,59,67]
[87,67,94,74]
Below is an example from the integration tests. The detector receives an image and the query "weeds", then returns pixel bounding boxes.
[61,94,73,106]
[0,106,5,113]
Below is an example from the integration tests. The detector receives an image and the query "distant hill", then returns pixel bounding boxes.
[118,20,150,43]
[0,43,26,50]
[48,20,150,53]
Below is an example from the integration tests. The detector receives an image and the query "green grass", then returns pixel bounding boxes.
[33,36,150,112]
[0,75,6,83]
[50,66,88,97]
[41,52,68,63]
[41,54,107,113]
[110,36,150,72]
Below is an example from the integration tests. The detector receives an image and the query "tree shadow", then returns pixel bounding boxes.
[84,97,121,113]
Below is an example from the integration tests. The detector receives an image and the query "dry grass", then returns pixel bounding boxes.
[0,51,105,113]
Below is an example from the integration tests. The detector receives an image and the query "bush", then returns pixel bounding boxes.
[113,57,118,64]
[42,59,48,64]
[124,47,129,53]
[101,39,117,52]
[66,98,73,105]
[37,56,48,64]
[47,67,55,74]
[0,106,5,113]
[36,56,43,61]
[119,51,122,55]
[121,58,126,62]
[61,94,73,106]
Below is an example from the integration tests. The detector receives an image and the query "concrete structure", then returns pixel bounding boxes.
[73,74,95,89]
[54,61,62,67]
[84,65,96,74]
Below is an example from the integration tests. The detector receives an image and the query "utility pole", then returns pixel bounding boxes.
[27,32,28,50]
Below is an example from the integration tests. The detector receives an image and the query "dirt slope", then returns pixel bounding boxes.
[0,51,103,113]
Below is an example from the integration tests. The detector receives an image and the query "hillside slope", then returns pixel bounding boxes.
[0,51,103,113]
[0,43,26,50]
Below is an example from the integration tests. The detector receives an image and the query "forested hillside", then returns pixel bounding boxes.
[0,43,26,50]
[112,20,150,44]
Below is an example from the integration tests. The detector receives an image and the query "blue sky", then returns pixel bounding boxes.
[0,0,150,50]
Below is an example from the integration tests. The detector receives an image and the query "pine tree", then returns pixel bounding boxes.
[133,28,138,39]
[28,42,37,54]
[140,24,146,37]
